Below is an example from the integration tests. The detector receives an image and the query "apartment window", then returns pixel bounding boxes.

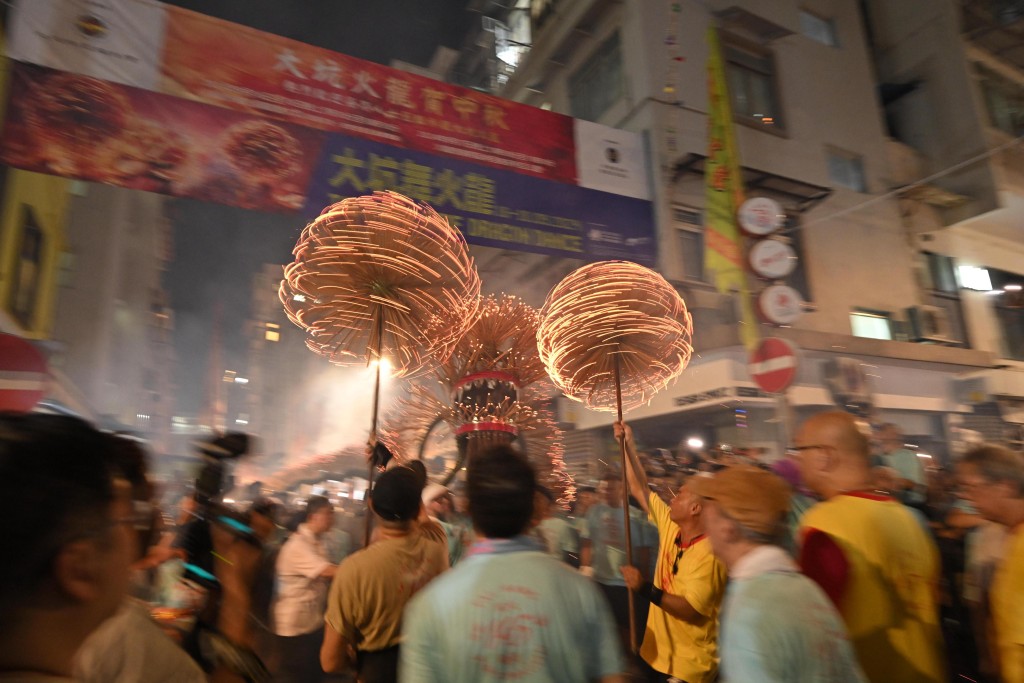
[921,252,969,346]
[851,309,893,340]
[990,268,1024,361]
[827,149,867,192]
[975,64,1024,136]
[672,206,706,282]
[725,42,784,128]
[569,32,623,122]
[799,10,838,46]
[925,252,958,293]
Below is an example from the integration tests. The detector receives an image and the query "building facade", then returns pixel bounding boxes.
[496,0,1023,461]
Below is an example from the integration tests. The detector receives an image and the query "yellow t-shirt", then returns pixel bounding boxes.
[641,493,727,683]
[799,493,945,683]
[991,525,1024,683]
[324,524,448,651]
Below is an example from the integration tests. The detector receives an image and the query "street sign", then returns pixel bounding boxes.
[749,337,798,394]
[738,197,784,236]
[758,284,805,325]
[749,238,797,279]
[0,333,48,412]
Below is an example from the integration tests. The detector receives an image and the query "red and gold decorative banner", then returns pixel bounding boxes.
[703,27,759,351]
[159,6,577,185]
[0,62,326,211]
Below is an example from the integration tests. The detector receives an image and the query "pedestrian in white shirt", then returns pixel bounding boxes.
[273,496,336,683]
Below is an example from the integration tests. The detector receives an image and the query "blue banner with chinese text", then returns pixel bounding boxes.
[303,133,656,265]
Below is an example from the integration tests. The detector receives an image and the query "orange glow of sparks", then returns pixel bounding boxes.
[537,261,694,412]
[280,191,481,378]
[379,293,574,501]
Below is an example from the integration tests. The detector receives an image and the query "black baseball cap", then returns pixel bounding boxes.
[370,467,422,522]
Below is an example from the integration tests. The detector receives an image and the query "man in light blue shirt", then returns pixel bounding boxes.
[400,446,626,683]
[875,423,927,506]
[580,473,656,646]
[693,466,867,683]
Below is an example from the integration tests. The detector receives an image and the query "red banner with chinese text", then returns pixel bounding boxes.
[159,6,577,185]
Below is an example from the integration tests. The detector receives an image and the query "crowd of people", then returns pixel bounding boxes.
[0,409,1021,682]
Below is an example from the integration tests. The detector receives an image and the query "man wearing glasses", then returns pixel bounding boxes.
[0,413,137,681]
[615,421,727,683]
[957,444,1024,683]
[794,411,945,683]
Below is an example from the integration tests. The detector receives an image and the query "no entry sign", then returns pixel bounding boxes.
[0,333,48,412]
[748,337,798,394]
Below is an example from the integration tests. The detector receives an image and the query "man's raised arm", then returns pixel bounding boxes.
[613,421,649,515]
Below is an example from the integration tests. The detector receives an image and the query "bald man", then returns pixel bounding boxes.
[794,411,945,683]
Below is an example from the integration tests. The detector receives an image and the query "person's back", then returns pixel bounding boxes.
[73,599,206,683]
[326,523,448,652]
[399,446,625,683]
[797,411,945,683]
[721,569,866,683]
[402,541,622,682]
[801,491,943,681]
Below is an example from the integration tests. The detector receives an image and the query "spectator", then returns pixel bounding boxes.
[617,421,728,683]
[321,466,448,682]
[532,485,580,566]
[797,411,945,682]
[74,435,206,683]
[957,444,1024,683]
[579,472,657,652]
[0,413,135,680]
[273,495,337,683]
[400,445,626,683]
[874,423,927,507]
[693,466,867,682]
[422,482,466,566]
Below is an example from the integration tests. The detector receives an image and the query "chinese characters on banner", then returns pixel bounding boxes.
[305,134,655,263]
[703,27,759,350]
[3,0,655,262]
[161,6,576,184]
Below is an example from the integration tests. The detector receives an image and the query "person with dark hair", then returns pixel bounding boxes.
[693,466,866,682]
[404,459,428,491]
[400,445,626,683]
[796,411,945,682]
[0,413,136,681]
[273,495,337,682]
[958,444,1024,682]
[321,466,448,682]
[73,434,206,683]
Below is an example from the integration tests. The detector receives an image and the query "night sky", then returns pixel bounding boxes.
[160,1,476,414]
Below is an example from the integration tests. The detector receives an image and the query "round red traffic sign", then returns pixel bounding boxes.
[0,333,48,412]
[748,337,798,394]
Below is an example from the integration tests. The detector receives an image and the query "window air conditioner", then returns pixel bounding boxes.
[905,305,952,342]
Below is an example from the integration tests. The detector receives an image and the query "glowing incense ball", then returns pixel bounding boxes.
[280,191,481,377]
[537,261,694,412]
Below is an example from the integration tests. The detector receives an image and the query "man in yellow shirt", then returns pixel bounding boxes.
[616,421,727,683]
[795,411,945,683]
[958,444,1024,683]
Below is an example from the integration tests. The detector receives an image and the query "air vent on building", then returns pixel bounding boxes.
[906,305,952,342]
[672,207,703,225]
[714,7,794,43]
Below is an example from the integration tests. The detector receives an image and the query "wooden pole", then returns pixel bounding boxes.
[614,354,638,654]
[364,313,385,547]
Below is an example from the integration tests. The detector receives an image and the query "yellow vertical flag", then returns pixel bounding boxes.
[704,27,760,351]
